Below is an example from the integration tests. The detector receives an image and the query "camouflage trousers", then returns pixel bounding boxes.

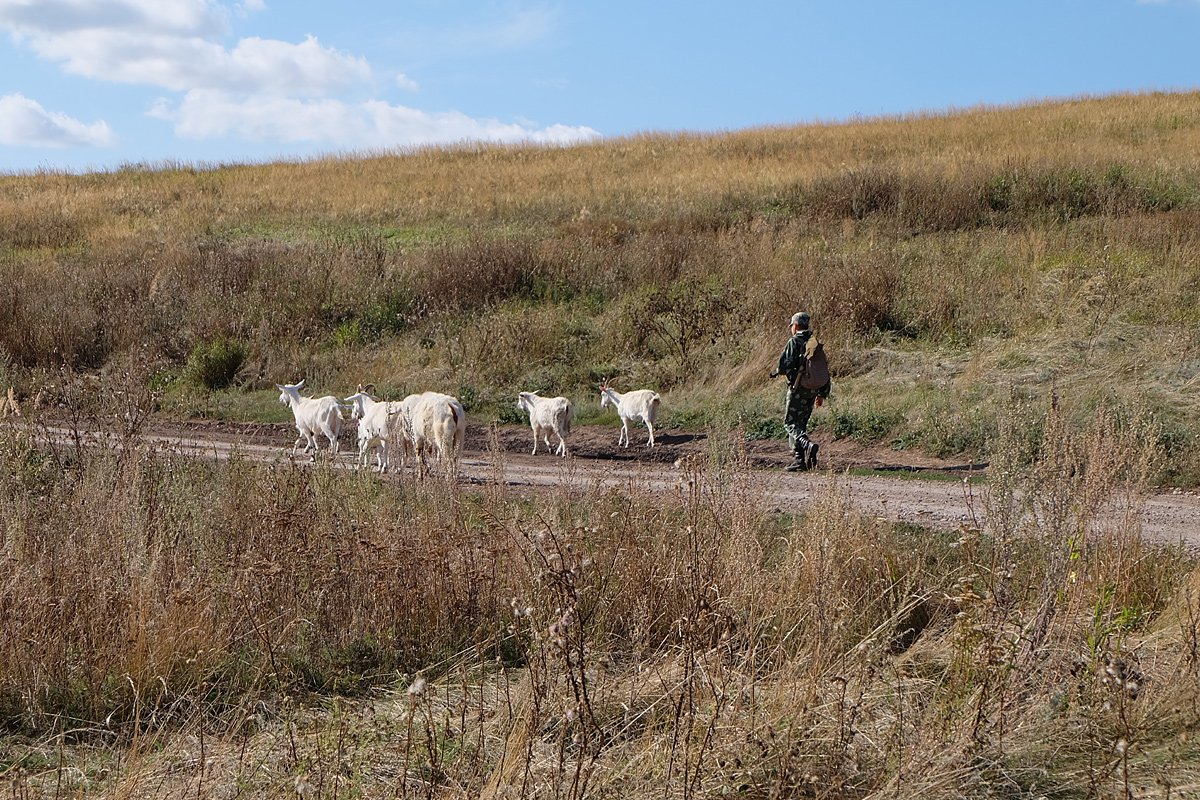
[783,389,817,456]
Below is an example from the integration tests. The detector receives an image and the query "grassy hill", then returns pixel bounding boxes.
[3,90,1200,480]
[4,91,1200,798]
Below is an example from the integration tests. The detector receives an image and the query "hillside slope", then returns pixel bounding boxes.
[1,90,1198,481]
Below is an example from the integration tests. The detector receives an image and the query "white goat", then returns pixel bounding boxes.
[343,385,405,473]
[276,380,342,460]
[516,391,573,457]
[398,391,465,475]
[599,383,660,448]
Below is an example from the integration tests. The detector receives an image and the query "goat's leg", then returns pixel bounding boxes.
[645,419,656,448]
[443,444,460,482]
[619,419,630,448]
[556,432,568,457]
[292,431,308,457]
[530,424,539,455]
[301,430,319,458]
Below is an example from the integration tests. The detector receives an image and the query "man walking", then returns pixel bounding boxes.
[772,311,831,471]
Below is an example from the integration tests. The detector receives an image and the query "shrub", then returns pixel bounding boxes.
[744,414,786,440]
[0,202,84,249]
[829,403,903,443]
[418,236,541,311]
[898,396,996,457]
[185,337,247,391]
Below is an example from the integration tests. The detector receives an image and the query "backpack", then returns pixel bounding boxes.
[794,337,830,391]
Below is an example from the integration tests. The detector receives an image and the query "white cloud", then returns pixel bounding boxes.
[151,90,599,148]
[363,99,598,146]
[0,0,228,38]
[0,1,599,155]
[0,92,115,147]
[150,91,362,142]
[3,11,370,97]
[221,35,370,95]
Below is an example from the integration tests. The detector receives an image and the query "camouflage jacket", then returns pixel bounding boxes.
[777,330,831,397]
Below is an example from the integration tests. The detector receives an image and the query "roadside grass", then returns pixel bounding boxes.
[192,386,294,423]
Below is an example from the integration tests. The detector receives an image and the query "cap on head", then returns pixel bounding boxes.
[789,312,811,329]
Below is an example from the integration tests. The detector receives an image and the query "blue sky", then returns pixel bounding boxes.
[1,0,1197,174]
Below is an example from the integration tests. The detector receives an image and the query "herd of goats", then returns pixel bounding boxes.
[275,380,663,474]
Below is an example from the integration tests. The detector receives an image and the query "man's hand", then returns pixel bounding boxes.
[769,370,779,379]
[814,396,824,408]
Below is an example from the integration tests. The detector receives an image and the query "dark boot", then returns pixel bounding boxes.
[805,440,820,469]
[785,452,808,472]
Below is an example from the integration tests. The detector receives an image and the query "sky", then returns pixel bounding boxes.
[0,0,1198,175]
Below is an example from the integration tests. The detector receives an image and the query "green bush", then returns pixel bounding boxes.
[829,404,903,443]
[185,337,248,391]
[744,415,786,441]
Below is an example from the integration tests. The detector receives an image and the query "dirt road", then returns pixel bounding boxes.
[21,416,1200,545]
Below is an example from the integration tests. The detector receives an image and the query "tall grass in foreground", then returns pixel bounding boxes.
[1,399,1198,797]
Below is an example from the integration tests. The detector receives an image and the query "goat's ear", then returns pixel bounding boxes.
[295,378,306,389]
[275,383,284,390]
[356,383,364,392]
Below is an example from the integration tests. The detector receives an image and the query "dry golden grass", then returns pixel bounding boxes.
[4,92,1199,232]
[1,393,1198,798]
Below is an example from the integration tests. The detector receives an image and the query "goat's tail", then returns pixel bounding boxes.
[448,401,466,451]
